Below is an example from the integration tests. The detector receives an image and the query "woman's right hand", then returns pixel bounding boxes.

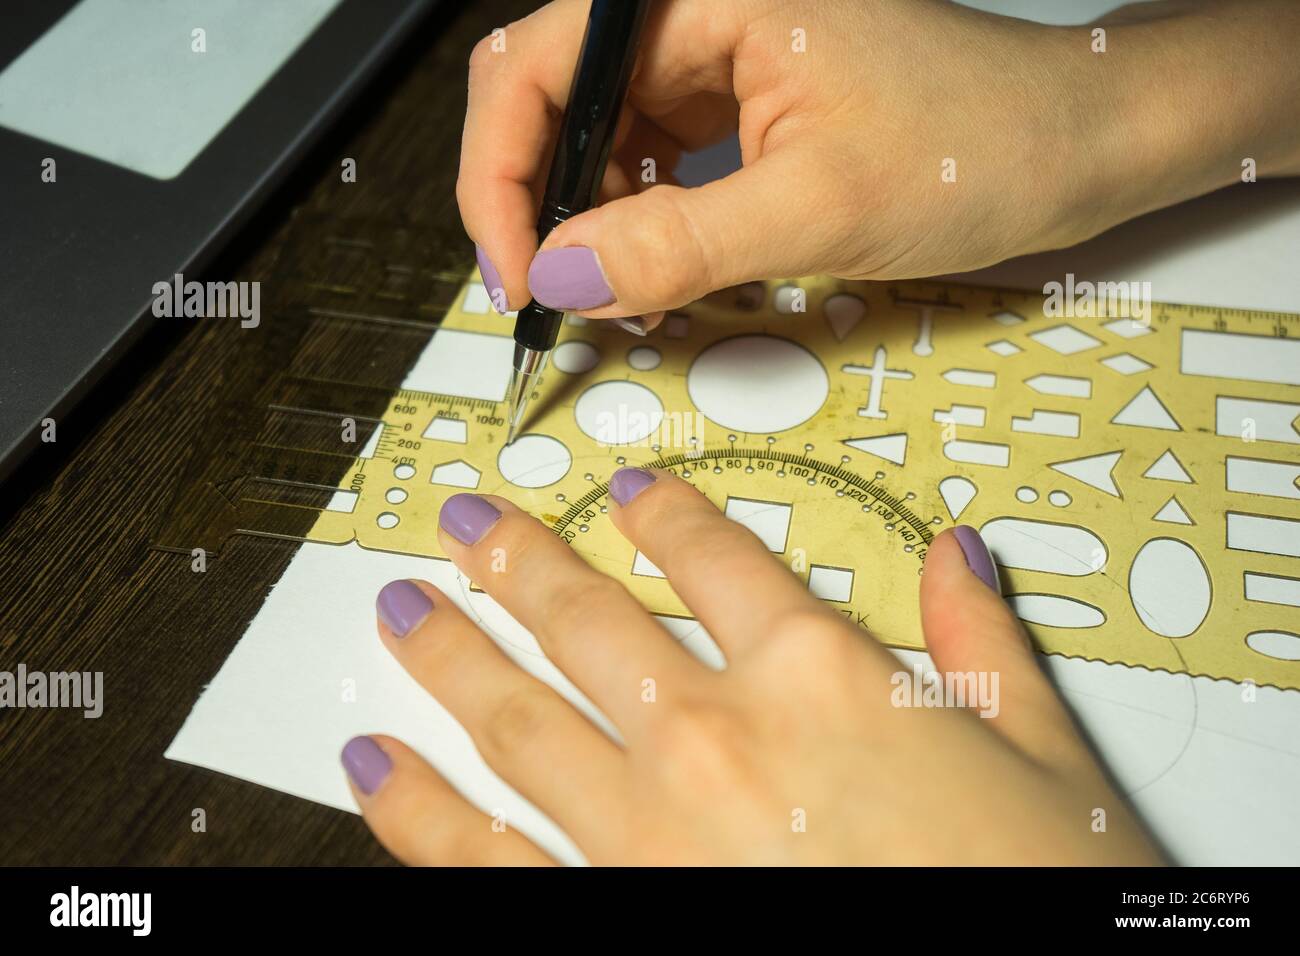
[460,0,1140,321]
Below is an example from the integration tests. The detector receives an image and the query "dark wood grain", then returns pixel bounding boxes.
[0,0,539,865]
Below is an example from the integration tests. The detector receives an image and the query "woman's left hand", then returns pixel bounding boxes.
[341,467,1161,865]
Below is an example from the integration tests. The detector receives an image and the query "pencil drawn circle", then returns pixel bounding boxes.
[497,434,572,488]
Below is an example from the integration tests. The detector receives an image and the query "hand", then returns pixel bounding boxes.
[458,0,1300,323]
[342,468,1163,865]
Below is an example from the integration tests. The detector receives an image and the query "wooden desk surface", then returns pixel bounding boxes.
[0,0,537,865]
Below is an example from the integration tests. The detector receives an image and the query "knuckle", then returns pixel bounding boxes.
[467,34,499,73]
[621,188,712,306]
[482,686,553,756]
[454,175,474,216]
[476,517,536,575]
[651,701,752,778]
[645,701,778,809]
[665,515,763,582]
[540,573,629,642]
[428,822,488,866]
[772,605,855,647]
[755,608,872,702]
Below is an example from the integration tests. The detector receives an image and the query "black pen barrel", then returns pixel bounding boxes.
[512,0,652,353]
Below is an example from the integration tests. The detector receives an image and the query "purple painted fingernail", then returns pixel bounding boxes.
[609,467,656,506]
[376,579,433,638]
[342,736,392,796]
[611,316,647,336]
[528,246,615,310]
[439,493,503,545]
[952,526,1000,593]
[475,243,508,314]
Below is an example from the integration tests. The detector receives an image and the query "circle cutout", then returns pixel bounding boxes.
[627,346,661,371]
[497,434,573,487]
[687,335,828,433]
[574,381,665,445]
[553,340,600,374]
[773,285,804,314]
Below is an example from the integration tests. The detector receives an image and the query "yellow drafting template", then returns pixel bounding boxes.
[282,274,1300,690]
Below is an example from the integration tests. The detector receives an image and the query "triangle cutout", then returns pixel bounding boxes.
[1143,449,1193,483]
[1112,385,1181,431]
[938,476,977,522]
[1049,450,1123,497]
[824,294,865,342]
[1153,496,1194,525]
[843,434,907,466]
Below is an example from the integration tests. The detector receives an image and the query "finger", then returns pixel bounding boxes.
[525,145,847,318]
[342,734,555,866]
[459,0,594,314]
[457,0,759,317]
[457,0,744,315]
[596,309,666,337]
[605,467,835,656]
[919,527,1096,773]
[436,493,706,733]
[375,579,625,838]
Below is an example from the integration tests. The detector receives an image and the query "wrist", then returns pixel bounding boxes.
[1024,25,1197,253]
[1048,4,1300,249]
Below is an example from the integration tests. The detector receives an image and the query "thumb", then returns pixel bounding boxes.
[920,527,1093,773]
[526,146,842,318]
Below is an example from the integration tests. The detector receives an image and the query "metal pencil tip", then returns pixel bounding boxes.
[503,343,548,445]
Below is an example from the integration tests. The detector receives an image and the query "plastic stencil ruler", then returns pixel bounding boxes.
[203,272,1300,690]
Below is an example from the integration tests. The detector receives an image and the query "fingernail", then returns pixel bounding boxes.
[611,316,647,336]
[609,467,656,506]
[528,246,615,310]
[952,526,1000,593]
[376,580,433,638]
[342,736,392,796]
[439,493,503,545]
[475,243,508,314]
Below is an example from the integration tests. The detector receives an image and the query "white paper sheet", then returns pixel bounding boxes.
[167,543,593,866]
[167,532,1300,864]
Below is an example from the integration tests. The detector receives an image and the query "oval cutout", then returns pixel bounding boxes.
[979,517,1106,576]
[1009,594,1105,629]
[1129,537,1211,638]
[1245,630,1300,661]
